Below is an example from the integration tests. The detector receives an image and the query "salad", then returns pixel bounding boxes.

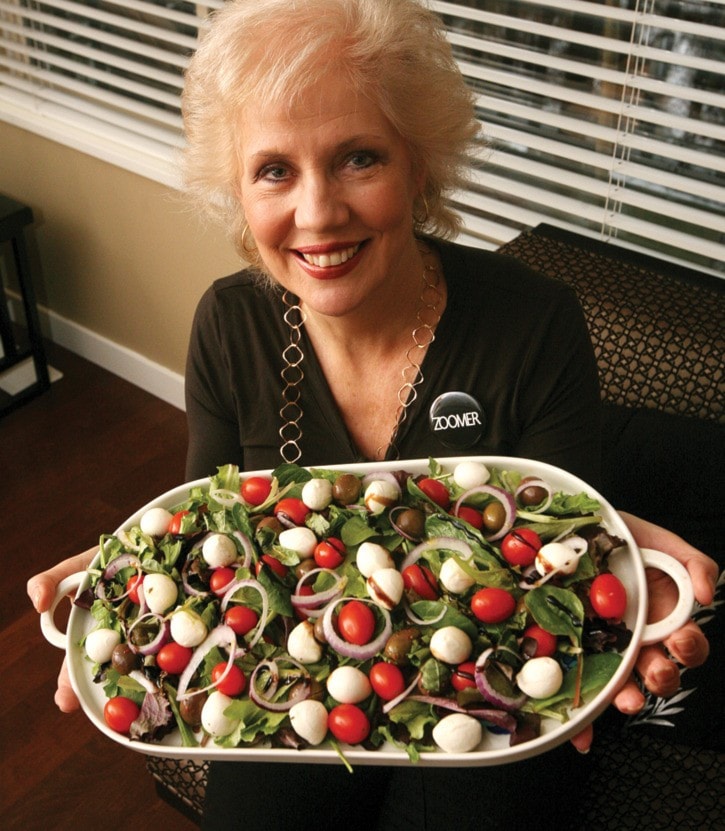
[76,457,632,763]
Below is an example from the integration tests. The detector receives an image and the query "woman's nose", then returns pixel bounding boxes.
[294,173,349,231]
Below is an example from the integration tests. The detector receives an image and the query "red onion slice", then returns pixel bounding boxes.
[290,568,347,617]
[454,485,516,542]
[399,537,473,574]
[220,578,269,652]
[402,597,447,627]
[382,671,422,714]
[321,597,393,661]
[474,648,527,712]
[208,488,245,508]
[176,624,237,701]
[514,478,553,513]
[232,531,254,570]
[126,612,169,656]
[248,657,311,712]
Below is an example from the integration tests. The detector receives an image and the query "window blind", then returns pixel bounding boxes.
[1,0,723,274]
[0,0,222,184]
[434,0,724,275]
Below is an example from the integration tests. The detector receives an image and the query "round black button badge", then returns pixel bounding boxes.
[428,392,485,449]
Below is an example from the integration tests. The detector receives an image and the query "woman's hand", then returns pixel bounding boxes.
[612,512,717,714]
[27,547,98,713]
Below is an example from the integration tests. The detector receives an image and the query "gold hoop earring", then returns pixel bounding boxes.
[241,222,256,255]
[415,193,431,227]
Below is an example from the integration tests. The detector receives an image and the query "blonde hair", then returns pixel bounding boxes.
[182,0,479,261]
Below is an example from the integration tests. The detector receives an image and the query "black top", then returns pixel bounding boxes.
[185,239,601,484]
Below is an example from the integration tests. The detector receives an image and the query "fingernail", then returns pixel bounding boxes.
[654,665,679,687]
[576,746,590,755]
[32,588,42,611]
[673,635,697,660]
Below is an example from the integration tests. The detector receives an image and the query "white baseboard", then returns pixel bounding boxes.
[6,293,185,411]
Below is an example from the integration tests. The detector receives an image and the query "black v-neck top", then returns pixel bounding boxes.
[185,239,601,485]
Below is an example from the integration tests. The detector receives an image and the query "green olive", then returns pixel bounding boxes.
[332,473,362,505]
[482,502,506,532]
[255,515,284,535]
[383,627,421,666]
[110,643,140,676]
[395,508,426,540]
[294,559,317,580]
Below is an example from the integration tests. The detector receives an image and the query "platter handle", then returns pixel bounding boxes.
[639,549,695,646]
[40,572,87,649]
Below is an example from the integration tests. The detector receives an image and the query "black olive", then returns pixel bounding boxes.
[332,473,361,505]
[395,508,425,539]
[519,485,548,507]
[179,690,206,729]
[111,643,140,675]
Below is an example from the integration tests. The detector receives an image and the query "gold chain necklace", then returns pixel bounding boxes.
[279,250,444,463]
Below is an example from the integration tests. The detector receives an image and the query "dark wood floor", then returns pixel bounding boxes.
[0,342,200,830]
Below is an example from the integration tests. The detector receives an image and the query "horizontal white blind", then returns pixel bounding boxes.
[1,0,723,275]
[0,0,221,184]
[433,0,725,275]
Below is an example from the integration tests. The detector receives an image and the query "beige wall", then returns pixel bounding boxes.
[0,122,241,375]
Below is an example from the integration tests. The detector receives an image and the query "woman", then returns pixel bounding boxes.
[28,0,715,828]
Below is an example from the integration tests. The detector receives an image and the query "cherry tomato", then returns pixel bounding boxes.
[451,660,477,691]
[417,477,451,509]
[241,476,273,506]
[156,642,193,675]
[255,554,289,579]
[337,600,376,645]
[402,563,439,600]
[314,537,346,569]
[590,573,627,620]
[104,696,140,734]
[455,505,483,530]
[522,624,558,658]
[224,605,259,636]
[209,567,235,596]
[500,528,542,567]
[125,573,143,605]
[369,662,406,701]
[211,662,247,696]
[471,587,516,623]
[273,497,309,526]
[168,509,191,535]
[328,703,370,744]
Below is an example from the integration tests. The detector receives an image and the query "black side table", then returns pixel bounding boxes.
[0,194,50,415]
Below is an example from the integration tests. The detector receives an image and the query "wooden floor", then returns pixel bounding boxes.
[0,342,200,831]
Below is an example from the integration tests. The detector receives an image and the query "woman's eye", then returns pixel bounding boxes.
[347,151,377,169]
[258,164,288,182]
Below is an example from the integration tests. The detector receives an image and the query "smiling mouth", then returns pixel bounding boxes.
[300,243,362,268]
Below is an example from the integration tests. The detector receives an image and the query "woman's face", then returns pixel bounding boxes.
[237,73,423,319]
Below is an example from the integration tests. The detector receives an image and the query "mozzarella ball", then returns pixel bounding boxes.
[367,568,404,609]
[287,620,323,664]
[279,526,318,559]
[453,461,490,490]
[535,542,580,576]
[433,713,483,753]
[516,657,564,699]
[439,558,475,594]
[202,533,238,568]
[356,541,394,577]
[327,666,372,704]
[364,480,399,515]
[169,609,208,647]
[143,572,178,614]
[289,699,329,745]
[85,627,121,664]
[301,478,333,511]
[139,507,173,537]
[201,691,239,738]
[429,626,473,665]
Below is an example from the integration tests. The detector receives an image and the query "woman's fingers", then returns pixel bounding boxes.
[27,547,98,613]
[55,659,80,712]
[612,675,646,715]
[569,722,593,754]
